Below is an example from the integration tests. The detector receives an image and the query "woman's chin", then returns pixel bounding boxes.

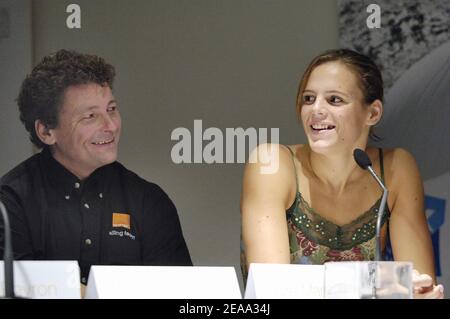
[307,138,338,154]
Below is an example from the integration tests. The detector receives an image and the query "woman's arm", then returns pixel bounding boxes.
[241,144,295,268]
[387,148,443,298]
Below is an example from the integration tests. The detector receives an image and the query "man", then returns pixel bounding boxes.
[0,50,192,286]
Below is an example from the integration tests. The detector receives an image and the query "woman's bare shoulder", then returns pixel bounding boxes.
[243,143,304,205]
[376,147,418,169]
[368,147,421,190]
[247,143,306,172]
[367,147,416,165]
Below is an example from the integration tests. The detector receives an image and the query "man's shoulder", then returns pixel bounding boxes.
[0,152,43,187]
[111,162,168,199]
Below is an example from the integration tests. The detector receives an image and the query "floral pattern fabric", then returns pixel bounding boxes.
[287,192,390,265]
[240,147,390,282]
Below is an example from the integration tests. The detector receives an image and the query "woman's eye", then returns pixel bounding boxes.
[329,96,343,104]
[302,95,315,104]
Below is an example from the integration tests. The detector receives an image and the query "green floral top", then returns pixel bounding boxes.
[286,147,390,265]
[241,147,390,282]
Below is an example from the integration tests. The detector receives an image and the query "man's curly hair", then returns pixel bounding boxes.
[17,49,116,148]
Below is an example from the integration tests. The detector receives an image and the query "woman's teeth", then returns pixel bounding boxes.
[311,124,335,131]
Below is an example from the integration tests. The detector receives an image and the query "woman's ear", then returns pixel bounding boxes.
[366,99,383,126]
[35,120,56,146]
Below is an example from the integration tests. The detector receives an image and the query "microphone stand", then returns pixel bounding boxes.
[365,165,388,299]
[353,149,389,299]
[0,200,15,298]
[365,165,388,262]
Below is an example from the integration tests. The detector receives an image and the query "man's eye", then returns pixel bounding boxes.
[107,106,117,112]
[302,95,315,104]
[84,113,95,120]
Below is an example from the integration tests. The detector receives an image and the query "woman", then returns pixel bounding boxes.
[240,49,443,299]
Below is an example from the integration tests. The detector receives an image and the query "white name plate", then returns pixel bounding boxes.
[85,266,242,299]
[244,263,325,299]
[324,261,363,298]
[0,260,81,299]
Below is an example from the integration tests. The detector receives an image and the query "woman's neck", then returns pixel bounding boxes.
[306,145,366,196]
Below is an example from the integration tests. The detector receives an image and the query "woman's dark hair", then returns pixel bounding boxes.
[296,48,383,141]
[17,49,116,148]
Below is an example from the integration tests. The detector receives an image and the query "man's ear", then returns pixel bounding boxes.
[35,120,56,145]
[366,99,383,126]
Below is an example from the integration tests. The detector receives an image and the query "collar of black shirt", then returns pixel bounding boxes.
[39,147,113,197]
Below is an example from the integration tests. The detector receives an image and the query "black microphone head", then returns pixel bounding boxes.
[353,148,372,170]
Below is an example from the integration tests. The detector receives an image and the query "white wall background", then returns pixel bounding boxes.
[0,0,32,174]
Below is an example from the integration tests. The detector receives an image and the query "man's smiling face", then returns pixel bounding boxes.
[48,83,121,178]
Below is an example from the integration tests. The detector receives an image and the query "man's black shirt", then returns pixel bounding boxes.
[0,148,192,283]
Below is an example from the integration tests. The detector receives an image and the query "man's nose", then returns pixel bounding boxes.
[100,114,117,131]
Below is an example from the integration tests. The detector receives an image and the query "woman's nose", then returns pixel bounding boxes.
[311,97,327,116]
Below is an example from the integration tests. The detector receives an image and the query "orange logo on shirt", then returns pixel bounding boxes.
[112,213,131,229]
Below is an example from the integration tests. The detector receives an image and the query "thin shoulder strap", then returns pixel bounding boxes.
[286,146,299,194]
[378,148,385,184]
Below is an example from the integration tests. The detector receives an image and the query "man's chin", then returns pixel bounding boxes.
[93,152,118,167]
[101,155,118,165]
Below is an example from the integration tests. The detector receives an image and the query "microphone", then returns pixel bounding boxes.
[0,200,15,298]
[353,148,388,262]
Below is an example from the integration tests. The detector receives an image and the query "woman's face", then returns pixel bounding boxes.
[300,61,373,154]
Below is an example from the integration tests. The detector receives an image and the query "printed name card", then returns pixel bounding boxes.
[324,262,362,298]
[85,265,242,299]
[0,260,81,299]
[244,263,325,299]
[244,262,413,299]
